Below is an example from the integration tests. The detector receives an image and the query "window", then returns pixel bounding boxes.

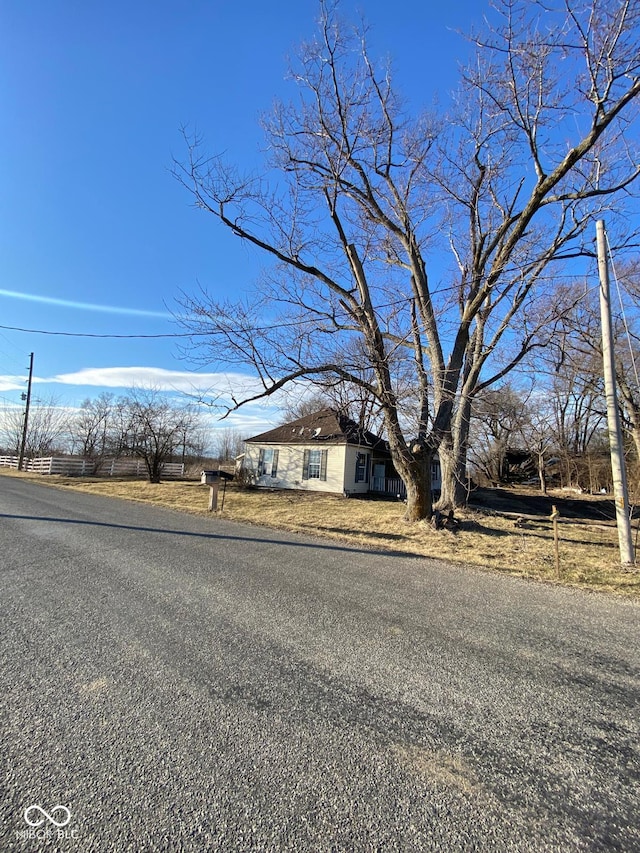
[302,448,327,480]
[307,450,322,479]
[355,452,369,483]
[258,448,279,477]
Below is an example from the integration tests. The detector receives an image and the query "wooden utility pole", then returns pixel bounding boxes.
[18,352,34,472]
[596,220,635,566]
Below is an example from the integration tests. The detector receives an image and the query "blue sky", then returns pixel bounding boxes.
[0,0,482,438]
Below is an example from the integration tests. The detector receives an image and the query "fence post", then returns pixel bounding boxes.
[551,505,560,578]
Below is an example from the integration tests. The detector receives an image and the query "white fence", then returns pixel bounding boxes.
[0,456,184,479]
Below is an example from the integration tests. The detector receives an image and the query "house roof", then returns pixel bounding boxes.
[246,408,388,450]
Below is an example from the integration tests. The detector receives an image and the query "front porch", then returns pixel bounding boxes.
[367,457,441,500]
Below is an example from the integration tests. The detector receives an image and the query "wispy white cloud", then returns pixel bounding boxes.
[199,408,280,440]
[2,366,294,437]
[46,366,267,397]
[0,375,27,392]
[0,289,171,319]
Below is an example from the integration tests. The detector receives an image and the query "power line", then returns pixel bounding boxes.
[0,275,607,342]
[0,316,364,338]
[0,325,195,339]
[0,351,26,374]
[0,330,29,373]
[0,330,26,355]
[606,231,640,390]
[0,393,22,406]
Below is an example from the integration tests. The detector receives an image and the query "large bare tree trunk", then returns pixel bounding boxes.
[438,396,472,509]
[401,455,433,522]
[383,411,434,521]
[438,440,469,509]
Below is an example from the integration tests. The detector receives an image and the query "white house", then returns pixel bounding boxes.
[243,409,441,497]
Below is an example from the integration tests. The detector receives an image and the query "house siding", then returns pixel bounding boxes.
[245,443,347,493]
[245,436,441,497]
[343,445,371,494]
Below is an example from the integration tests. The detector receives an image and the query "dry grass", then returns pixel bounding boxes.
[3,468,639,598]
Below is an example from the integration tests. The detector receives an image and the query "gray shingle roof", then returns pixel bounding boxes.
[246,408,387,450]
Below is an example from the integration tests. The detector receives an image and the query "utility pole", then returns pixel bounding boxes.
[18,352,34,472]
[596,220,635,566]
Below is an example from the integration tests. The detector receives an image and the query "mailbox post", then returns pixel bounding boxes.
[201,470,220,511]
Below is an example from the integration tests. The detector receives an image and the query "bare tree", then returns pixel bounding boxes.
[0,407,24,455]
[519,401,556,494]
[279,385,383,432]
[212,426,245,463]
[119,388,204,483]
[552,274,640,468]
[67,393,116,465]
[279,393,333,424]
[608,261,640,463]
[469,384,528,485]
[175,0,640,519]
[0,396,68,458]
[549,364,605,486]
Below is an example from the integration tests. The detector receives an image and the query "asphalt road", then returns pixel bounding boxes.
[1,477,639,852]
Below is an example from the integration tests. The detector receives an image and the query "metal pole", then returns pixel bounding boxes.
[596,220,635,565]
[18,352,34,472]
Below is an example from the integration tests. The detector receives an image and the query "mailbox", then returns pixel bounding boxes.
[201,470,219,485]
